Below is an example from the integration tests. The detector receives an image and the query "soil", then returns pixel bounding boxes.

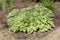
[0,0,60,40]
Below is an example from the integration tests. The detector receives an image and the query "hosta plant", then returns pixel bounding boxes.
[7,4,55,34]
[41,0,55,12]
[25,0,55,12]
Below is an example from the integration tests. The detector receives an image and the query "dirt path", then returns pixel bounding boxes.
[40,26,60,40]
[0,29,16,40]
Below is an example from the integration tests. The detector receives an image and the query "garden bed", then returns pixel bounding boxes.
[0,0,60,40]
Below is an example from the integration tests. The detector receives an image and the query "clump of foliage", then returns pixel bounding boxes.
[0,0,14,12]
[27,0,55,12]
[7,4,55,34]
[41,0,55,12]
